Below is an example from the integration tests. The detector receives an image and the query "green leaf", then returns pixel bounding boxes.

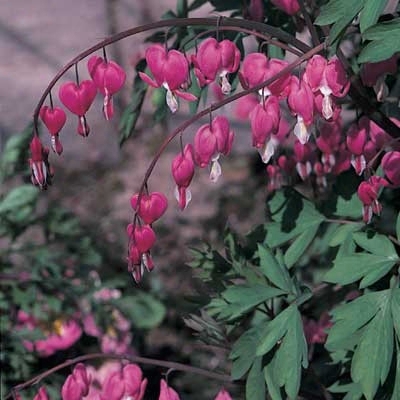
[392,288,400,341]
[352,232,398,258]
[230,324,263,379]
[396,212,400,242]
[284,224,319,268]
[0,185,38,214]
[324,253,397,288]
[261,305,308,399]
[117,292,166,329]
[258,244,293,292]
[392,342,400,400]
[359,0,388,33]
[358,19,400,63]
[246,357,266,400]
[315,0,365,44]
[329,223,362,247]
[351,293,394,400]
[119,59,148,145]
[212,285,285,321]
[334,193,363,219]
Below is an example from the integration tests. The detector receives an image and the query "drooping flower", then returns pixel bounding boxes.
[159,379,180,400]
[29,136,53,189]
[270,0,300,15]
[192,38,241,94]
[304,55,349,120]
[88,55,126,120]
[303,313,332,345]
[214,388,233,400]
[130,192,168,224]
[59,80,97,136]
[382,151,400,187]
[139,44,196,112]
[171,143,196,210]
[346,118,368,175]
[39,106,67,155]
[294,141,314,180]
[193,115,234,182]
[33,386,49,400]
[247,0,264,21]
[357,176,388,223]
[287,75,314,144]
[61,363,90,400]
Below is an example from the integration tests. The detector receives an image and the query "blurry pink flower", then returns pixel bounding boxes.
[271,0,300,15]
[88,55,126,120]
[172,144,196,210]
[59,80,97,136]
[130,192,168,224]
[29,136,53,189]
[234,94,259,120]
[214,388,233,400]
[193,115,234,182]
[39,106,66,155]
[247,0,264,21]
[192,38,241,94]
[303,313,332,345]
[357,176,388,223]
[62,363,90,400]
[382,151,400,187]
[33,386,49,400]
[139,44,196,112]
[159,379,180,400]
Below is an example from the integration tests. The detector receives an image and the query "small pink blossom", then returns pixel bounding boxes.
[59,80,97,136]
[192,38,241,94]
[303,313,332,345]
[39,106,67,155]
[88,55,126,120]
[271,0,300,15]
[357,176,388,223]
[62,363,90,400]
[159,379,180,400]
[130,192,168,224]
[382,151,400,187]
[247,0,264,21]
[172,143,196,210]
[29,136,53,189]
[33,386,49,400]
[139,44,196,113]
[214,388,233,400]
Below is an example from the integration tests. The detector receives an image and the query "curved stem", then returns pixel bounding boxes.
[136,43,325,198]
[6,352,232,399]
[32,16,311,134]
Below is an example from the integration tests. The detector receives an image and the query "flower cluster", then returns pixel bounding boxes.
[30,54,126,187]
[29,362,232,400]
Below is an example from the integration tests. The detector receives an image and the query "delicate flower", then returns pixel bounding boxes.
[346,118,368,175]
[304,55,349,120]
[303,313,332,345]
[130,192,168,224]
[270,0,300,15]
[39,106,67,155]
[382,151,400,187]
[192,38,241,94]
[59,80,97,136]
[294,141,314,180]
[62,363,90,400]
[214,388,233,400]
[29,136,53,189]
[139,44,196,112]
[360,55,398,101]
[287,76,314,144]
[357,176,388,223]
[193,115,234,182]
[171,144,196,210]
[127,224,156,253]
[88,55,126,120]
[159,379,180,400]
[247,0,264,21]
[34,386,49,400]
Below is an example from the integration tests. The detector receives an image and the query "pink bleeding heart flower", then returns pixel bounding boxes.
[39,106,66,155]
[249,95,280,162]
[346,119,368,175]
[294,141,314,180]
[159,379,180,400]
[172,143,196,210]
[357,176,388,223]
[316,120,342,173]
[130,192,168,224]
[88,55,126,120]
[29,136,53,189]
[62,363,90,400]
[304,55,349,120]
[192,38,241,94]
[247,0,265,21]
[382,151,400,187]
[59,80,97,136]
[214,388,233,400]
[360,55,398,101]
[127,224,156,253]
[240,53,290,98]
[139,44,196,113]
[34,387,49,400]
[193,115,234,182]
[271,0,300,15]
[287,75,314,144]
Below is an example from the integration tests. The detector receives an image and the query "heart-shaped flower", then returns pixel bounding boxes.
[126,224,156,253]
[130,192,168,224]
[39,106,66,135]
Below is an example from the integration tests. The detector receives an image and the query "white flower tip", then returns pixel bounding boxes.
[210,159,222,182]
[166,89,178,113]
